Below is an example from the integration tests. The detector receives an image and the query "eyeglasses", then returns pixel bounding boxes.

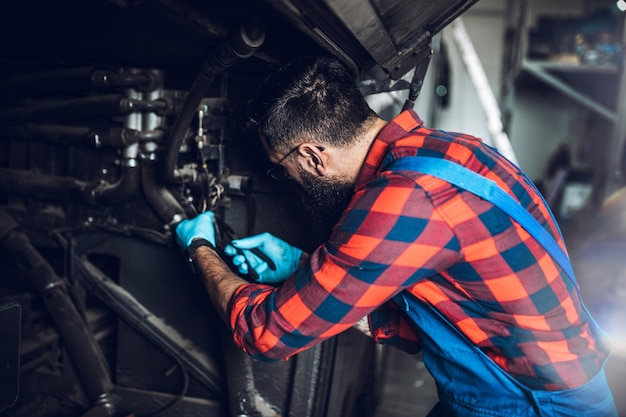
[265,145,299,181]
[265,145,325,181]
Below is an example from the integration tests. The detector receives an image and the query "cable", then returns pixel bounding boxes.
[139,354,190,417]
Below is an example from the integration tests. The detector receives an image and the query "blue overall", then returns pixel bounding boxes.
[389,156,618,417]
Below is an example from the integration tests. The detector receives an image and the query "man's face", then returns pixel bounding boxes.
[295,164,355,226]
[260,135,355,226]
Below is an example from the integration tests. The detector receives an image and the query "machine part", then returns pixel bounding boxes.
[427,34,451,127]
[73,254,224,397]
[139,71,189,226]
[163,21,264,183]
[0,1,484,416]
[0,164,142,207]
[222,175,253,197]
[0,125,165,148]
[401,47,433,111]
[0,95,171,125]
[142,152,187,227]
[0,210,115,415]
[0,168,90,203]
[0,68,158,98]
[268,0,478,80]
[86,86,143,206]
[87,163,141,206]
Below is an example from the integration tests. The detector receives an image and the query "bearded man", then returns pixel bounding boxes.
[174,56,617,417]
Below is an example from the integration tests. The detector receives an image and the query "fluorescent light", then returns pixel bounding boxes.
[617,0,626,12]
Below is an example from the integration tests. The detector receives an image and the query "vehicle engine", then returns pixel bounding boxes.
[0,1,478,416]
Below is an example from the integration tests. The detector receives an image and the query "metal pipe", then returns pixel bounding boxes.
[0,95,171,125]
[0,95,123,124]
[163,21,264,183]
[139,72,189,227]
[402,48,433,111]
[0,210,115,415]
[142,159,186,227]
[0,166,144,207]
[87,163,141,205]
[0,124,93,146]
[0,125,164,148]
[0,68,156,97]
[0,168,90,203]
[86,86,143,206]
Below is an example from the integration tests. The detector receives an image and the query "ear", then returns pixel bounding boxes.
[297,144,327,176]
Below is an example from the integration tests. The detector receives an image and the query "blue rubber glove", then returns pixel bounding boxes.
[224,232,302,284]
[175,211,217,250]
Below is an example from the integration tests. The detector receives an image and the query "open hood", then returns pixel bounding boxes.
[269,0,480,79]
[2,0,479,81]
[0,2,481,416]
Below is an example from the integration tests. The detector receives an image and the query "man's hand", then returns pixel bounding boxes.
[175,211,246,325]
[224,232,302,284]
[175,211,217,250]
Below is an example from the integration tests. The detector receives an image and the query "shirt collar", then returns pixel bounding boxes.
[355,109,424,188]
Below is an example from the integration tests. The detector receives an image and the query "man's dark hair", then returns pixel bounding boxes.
[247,56,376,152]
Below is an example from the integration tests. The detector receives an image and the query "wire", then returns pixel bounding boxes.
[139,354,190,417]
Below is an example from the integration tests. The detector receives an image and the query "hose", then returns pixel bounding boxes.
[0,210,115,415]
[87,163,141,206]
[0,168,90,203]
[0,95,171,125]
[141,159,187,226]
[163,21,264,183]
[0,67,157,98]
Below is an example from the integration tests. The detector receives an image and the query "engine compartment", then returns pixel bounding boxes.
[0,1,480,416]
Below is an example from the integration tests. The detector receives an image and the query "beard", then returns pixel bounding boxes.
[296,167,355,228]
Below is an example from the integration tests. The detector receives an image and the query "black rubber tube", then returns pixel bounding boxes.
[0,210,115,413]
[0,166,141,206]
[141,160,187,225]
[163,22,264,183]
[0,125,165,148]
[87,164,141,206]
[0,95,169,125]
[0,168,90,203]
[0,67,153,97]
[0,95,125,124]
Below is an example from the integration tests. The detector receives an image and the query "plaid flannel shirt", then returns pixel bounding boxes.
[229,110,607,390]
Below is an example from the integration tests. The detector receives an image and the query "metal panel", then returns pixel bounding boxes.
[326,0,397,64]
[324,0,481,79]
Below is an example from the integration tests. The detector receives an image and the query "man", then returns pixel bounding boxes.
[175,56,617,416]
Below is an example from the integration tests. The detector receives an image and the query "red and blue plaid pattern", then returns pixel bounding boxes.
[229,110,607,390]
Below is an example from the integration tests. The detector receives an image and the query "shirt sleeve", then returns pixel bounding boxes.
[228,174,459,361]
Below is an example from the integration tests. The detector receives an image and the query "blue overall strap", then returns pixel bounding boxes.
[389,156,577,285]
[388,156,617,416]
